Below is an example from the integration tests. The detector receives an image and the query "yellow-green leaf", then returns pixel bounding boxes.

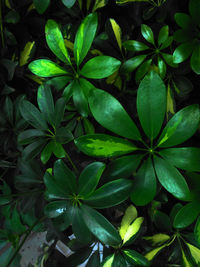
[166,84,175,120]
[28,59,69,77]
[181,249,193,267]
[119,205,138,240]
[116,0,148,5]
[102,254,115,267]
[93,0,107,12]
[143,234,170,246]
[5,0,12,9]
[186,242,200,264]
[20,41,35,66]
[109,18,122,51]
[123,217,144,245]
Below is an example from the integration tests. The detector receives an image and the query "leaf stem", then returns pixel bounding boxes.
[65,151,78,174]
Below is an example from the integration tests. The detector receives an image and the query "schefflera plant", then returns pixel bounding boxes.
[18,85,73,163]
[28,13,121,117]
[75,71,200,206]
[43,160,133,244]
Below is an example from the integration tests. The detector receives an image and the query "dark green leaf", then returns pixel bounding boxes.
[175,13,194,29]
[78,162,106,197]
[161,53,178,67]
[153,210,172,232]
[84,179,133,208]
[44,200,70,218]
[66,247,93,266]
[191,44,200,74]
[55,127,73,144]
[72,80,89,117]
[45,20,71,64]
[189,0,200,24]
[74,13,98,65]
[123,249,150,266]
[86,251,100,267]
[137,71,166,140]
[135,59,152,82]
[18,129,45,145]
[158,25,169,46]
[41,141,53,164]
[22,139,46,160]
[194,216,200,245]
[80,56,121,79]
[121,55,147,73]
[112,253,128,267]
[54,97,66,128]
[159,147,200,172]
[83,118,95,134]
[157,57,166,79]
[89,89,141,140]
[51,141,66,158]
[4,97,13,124]
[141,24,154,45]
[61,0,76,8]
[131,157,157,206]
[75,134,138,157]
[173,42,194,63]
[4,10,20,24]
[81,205,122,246]
[157,105,200,147]
[154,156,191,201]
[33,0,50,14]
[123,40,149,51]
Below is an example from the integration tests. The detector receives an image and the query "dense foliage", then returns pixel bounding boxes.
[1,0,200,266]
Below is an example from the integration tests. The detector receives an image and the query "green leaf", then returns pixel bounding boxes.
[22,139,46,160]
[121,55,147,73]
[173,202,200,229]
[86,251,100,267]
[161,52,178,67]
[54,97,67,128]
[101,254,115,267]
[135,59,152,82]
[159,147,200,172]
[123,249,150,266]
[28,59,69,77]
[37,85,55,125]
[89,89,141,140]
[175,13,194,29]
[84,179,133,208]
[191,44,200,74]
[109,18,122,50]
[145,241,173,261]
[18,129,45,145]
[33,0,50,14]
[194,216,200,245]
[123,40,149,51]
[44,200,70,218]
[158,25,169,46]
[80,56,121,79]
[173,42,194,63]
[45,19,71,64]
[61,0,76,8]
[19,41,36,67]
[20,100,48,130]
[75,134,138,157]
[72,80,89,117]
[74,13,98,65]
[157,105,200,147]
[122,217,144,245]
[55,127,73,144]
[81,204,122,246]
[189,0,200,24]
[41,141,53,164]
[157,57,166,79]
[51,141,66,158]
[137,71,166,140]
[160,36,173,50]
[116,0,149,4]
[72,206,92,243]
[143,234,170,247]
[78,162,106,197]
[119,205,138,240]
[53,159,77,195]
[141,24,154,45]
[4,97,13,124]
[83,118,95,134]
[185,242,200,265]
[154,155,191,201]
[153,210,172,232]
[181,248,194,267]
[11,206,26,234]
[131,157,157,206]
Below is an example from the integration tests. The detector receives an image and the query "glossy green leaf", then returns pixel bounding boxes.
[119,205,138,240]
[121,55,147,73]
[84,179,133,208]
[137,71,166,140]
[46,76,72,91]
[18,129,45,145]
[45,19,71,64]
[122,217,144,245]
[80,56,121,79]
[185,242,200,265]
[175,13,194,29]
[37,85,54,125]
[181,248,194,267]
[161,52,177,67]
[61,0,76,8]
[173,28,193,43]
[33,0,50,14]
[75,134,137,157]
[158,57,166,79]
[158,25,169,46]
[81,205,122,246]
[194,216,200,245]
[53,159,77,195]
[41,141,53,164]
[72,206,92,243]
[22,139,46,160]
[54,97,67,128]
[123,249,150,266]
[135,59,152,82]
[191,44,200,74]
[20,100,48,130]
[160,36,173,50]
[44,200,70,218]
[89,89,141,140]
[83,118,95,134]
[74,13,98,65]
[173,42,194,63]
[173,202,200,229]
[154,156,191,201]
[112,253,128,267]
[110,18,122,50]
[72,80,89,117]
[123,40,149,51]
[141,24,154,45]
[159,147,200,171]
[131,157,157,206]
[145,239,174,261]
[51,141,66,158]
[78,162,106,197]
[189,0,200,24]
[29,59,69,77]
[157,105,200,147]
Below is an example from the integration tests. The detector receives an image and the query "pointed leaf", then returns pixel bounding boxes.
[154,156,191,201]
[89,89,141,140]
[123,217,144,245]
[41,141,53,164]
[123,249,149,266]
[157,105,200,147]
[137,71,166,140]
[185,242,200,265]
[75,134,138,157]
[123,40,149,51]
[191,44,200,74]
[29,59,69,77]
[54,97,66,128]
[121,55,147,73]
[45,19,71,64]
[158,25,169,46]
[81,205,122,246]
[72,80,89,117]
[135,59,152,82]
[86,251,100,267]
[44,200,70,218]
[61,0,76,8]
[141,24,154,45]
[131,157,157,206]
[80,56,121,79]
[109,18,122,50]
[74,13,98,65]
[101,254,115,267]
[33,0,50,14]
[18,129,45,145]
[22,139,46,160]
[84,179,133,208]
[173,42,194,63]
[78,162,106,197]
[143,234,170,247]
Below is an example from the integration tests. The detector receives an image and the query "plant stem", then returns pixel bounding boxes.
[65,151,78,174]
[5,216,46,267]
